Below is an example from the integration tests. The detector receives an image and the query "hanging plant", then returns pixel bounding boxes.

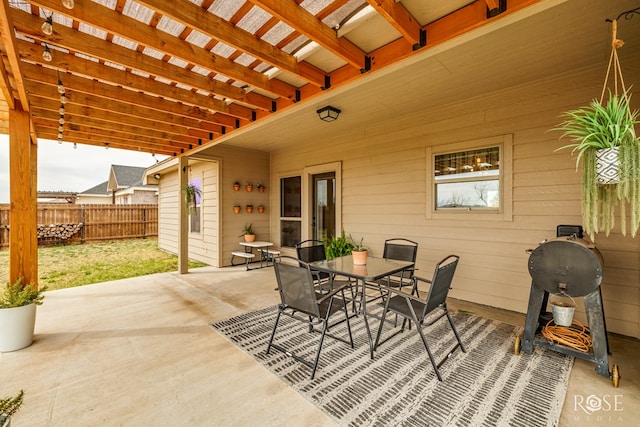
[554,19,640,240]
[182,183,202,214]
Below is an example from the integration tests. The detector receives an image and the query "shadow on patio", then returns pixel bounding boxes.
[1,266,638,426]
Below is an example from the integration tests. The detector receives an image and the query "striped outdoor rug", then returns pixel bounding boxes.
[210,305,573,427]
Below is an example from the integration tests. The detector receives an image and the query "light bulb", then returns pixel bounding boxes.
[58,136,63,144]
[59,105,65,115]
[58,115,65,125]
[62,0,74,9]
[58,125,63,132]
[57,79,65,94]
[73,142,77,149]
[60,94,67,104]
[41,16,53,35]
[42,46,52,62]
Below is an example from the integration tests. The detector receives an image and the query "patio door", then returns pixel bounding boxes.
[312,172,336,241]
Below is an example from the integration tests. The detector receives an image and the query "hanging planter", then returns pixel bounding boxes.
[595,147,619,184]
[246,203,254,213]
[233,205,241,214]
[233,182,241,191]
[554,19,640,240]
[246,183,253,192]
[257,205,265,214]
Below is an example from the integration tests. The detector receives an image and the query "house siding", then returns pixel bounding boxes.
[268,66,640,338]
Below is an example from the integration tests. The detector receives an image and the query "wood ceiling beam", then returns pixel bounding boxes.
[29,93,212,143]
[135,0,326,88]
[249,0,368,70]
[11,8,274,112]
[35,130,177,157]
[0,0,29,110]
[28,0,297,101]
[366,0,422,46]
[16,39,254,121]
[20,62,240,129]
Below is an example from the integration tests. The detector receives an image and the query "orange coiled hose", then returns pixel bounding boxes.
[541,319,593,353]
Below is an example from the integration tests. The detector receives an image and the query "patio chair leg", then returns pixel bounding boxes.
[266,309,283,354]
[311,321,329,380]
[341,289,354,348]
[374,294,392,350]
[407,300,442,381]
[446,311,466,353]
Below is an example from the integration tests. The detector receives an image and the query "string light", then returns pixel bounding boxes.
[62,0,74,9]
[41,15,53,35]
[60,93,67,104]
[42,44,52,62]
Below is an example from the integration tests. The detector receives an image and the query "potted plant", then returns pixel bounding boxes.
[257,183,265,192]
[246,203,254,213]
[233,204,241,214]
[257,205,265,214]
[0,278,46,352]
[246,182,253,192]
[554,90,640,239]
[0,390,24,427]
[182,183,202,214]
[349,234,368,265]
[233,181,241,191]
[241,223,256,242]
[324,230,354,259]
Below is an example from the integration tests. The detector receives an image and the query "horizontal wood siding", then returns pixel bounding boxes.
[269,59,640,338]
[158,170,179,255]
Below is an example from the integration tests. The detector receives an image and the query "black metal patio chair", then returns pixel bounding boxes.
[367,237,419,294]
[267,256,354,380]
[295,239,331,287]
[374,255,466,381]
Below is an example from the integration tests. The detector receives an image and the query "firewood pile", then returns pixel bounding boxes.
[37,223,83,241]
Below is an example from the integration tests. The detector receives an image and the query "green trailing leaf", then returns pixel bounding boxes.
[0,278,46,309]
[182,184,202,214]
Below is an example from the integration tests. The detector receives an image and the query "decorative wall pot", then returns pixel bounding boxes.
[258,184,265,192]
[233,206,241,214]
[246,205,254,213]
[246,184,253,192]
[596,147,619,184]
[0,303,36,352]
[257,205,265,214]
[233,183,241,191]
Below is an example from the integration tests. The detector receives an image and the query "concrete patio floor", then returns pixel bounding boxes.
[1,265,638,426]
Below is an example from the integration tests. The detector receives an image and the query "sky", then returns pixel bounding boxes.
[0,135,167,203]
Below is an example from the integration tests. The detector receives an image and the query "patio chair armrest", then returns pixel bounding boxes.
[383,285,426,304]
[316,284,349,304]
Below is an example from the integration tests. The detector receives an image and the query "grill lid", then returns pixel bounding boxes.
[528,236,603,297]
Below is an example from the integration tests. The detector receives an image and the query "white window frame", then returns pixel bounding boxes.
[426,134,513,221]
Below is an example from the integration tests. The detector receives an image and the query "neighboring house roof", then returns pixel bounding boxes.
[108,165,148,191]
[80,181,109,196]
[80,165,158,198]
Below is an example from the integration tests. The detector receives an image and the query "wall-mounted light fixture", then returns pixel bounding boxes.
[316,105,341,122]
[154,173,161,180]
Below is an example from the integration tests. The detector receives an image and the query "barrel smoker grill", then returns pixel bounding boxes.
[520,234,613,380]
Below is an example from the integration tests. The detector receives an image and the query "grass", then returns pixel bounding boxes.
[0,238,207,291]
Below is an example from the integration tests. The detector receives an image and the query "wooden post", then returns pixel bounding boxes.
[8,108,38,286]
[178,156,188,274]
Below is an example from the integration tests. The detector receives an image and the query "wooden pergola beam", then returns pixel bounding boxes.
[135,0,327,88]
[28,0,298,101]
[249,0,368,70]
[11,8,277,112]
[366,0,423,46]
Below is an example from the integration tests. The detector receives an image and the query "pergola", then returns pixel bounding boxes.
[0,0,630,285]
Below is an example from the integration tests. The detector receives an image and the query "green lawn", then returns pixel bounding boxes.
[0,238,207,290]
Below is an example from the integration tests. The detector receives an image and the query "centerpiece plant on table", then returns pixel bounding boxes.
[323,230,354,259]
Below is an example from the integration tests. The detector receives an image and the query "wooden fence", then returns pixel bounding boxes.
[0,204,158,248]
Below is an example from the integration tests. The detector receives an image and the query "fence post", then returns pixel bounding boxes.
[81,205,86,243]
[142,206,147,238]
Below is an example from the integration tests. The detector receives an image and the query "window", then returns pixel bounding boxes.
[280,176,301,247]
[434,147,500,210]
[426,135,513,221]
[189,178,201,233]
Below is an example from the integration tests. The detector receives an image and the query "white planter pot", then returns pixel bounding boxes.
[596,147,619,184]
[0,303,37,352]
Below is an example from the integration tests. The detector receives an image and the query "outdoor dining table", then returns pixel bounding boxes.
[308,255,415,359]
[234,241,277,269]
